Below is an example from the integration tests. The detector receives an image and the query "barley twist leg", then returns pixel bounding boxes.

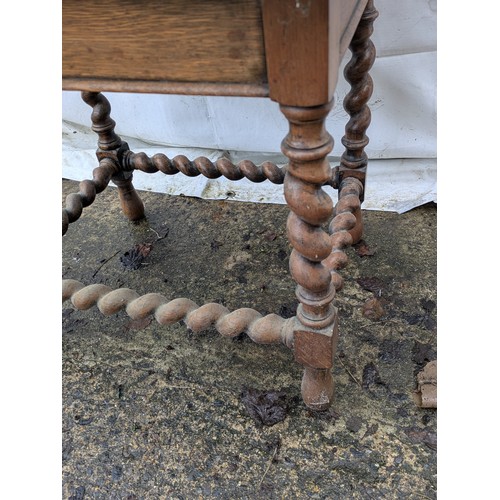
[280,102,338,411]
[338,0,378,243]
[81,91,145,221]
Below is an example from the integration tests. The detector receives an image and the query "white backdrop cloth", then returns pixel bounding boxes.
[62,0,436,213]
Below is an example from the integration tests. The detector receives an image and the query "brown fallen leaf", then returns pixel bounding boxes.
[264,231,277,241]
[362,297,385,321]
[136,243,153,257]
[120,243,153,270]
[354,239,376,257]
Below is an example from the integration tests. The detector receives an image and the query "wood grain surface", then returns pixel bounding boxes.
[63,0,267,94]
[262,0,368,106]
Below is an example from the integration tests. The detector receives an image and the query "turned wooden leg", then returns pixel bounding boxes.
[261,0,379,410]
[338,0,379,244]
[81,91,145,221]
[110,171,146,221]
[280,102,338,411]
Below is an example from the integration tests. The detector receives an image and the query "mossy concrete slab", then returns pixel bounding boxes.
[62,179,437,499]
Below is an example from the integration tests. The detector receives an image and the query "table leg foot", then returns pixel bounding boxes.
[112,172,145,221]
[301,367,335,411]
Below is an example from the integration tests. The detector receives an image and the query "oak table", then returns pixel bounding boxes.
[62,0,378,411]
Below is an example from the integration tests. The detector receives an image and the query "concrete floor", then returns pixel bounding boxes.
[62,178,437,499]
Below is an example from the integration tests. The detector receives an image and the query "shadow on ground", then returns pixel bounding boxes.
[62,179,437,499]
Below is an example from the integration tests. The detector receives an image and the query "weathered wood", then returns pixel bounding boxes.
[62,0,379,412]
[270,0,376,410]
[62,279,296,346]
[63,0,267,91]
[81,92,145,222]
[262,0,368,106]
[62,79,269,97]
[279,102,337,410]
[338,0,378,242]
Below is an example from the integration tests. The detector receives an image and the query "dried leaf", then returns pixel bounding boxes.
[346,415,364,433]
[210,240,222,252]
[278,302,297,319]
[137,243,153,257]
[363,422,379,438]
[120,243,153,270]
[420,298,436,313]
[354,239,376,257]
[412,342,436,367]
[362,362,384,388]
[277,249,288,261]
[241,387,288,427]
[356,277,386,296]
[264,231,277,241]
[404,426,437,451]
[362,297,385,321]
[418,299,437,330]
